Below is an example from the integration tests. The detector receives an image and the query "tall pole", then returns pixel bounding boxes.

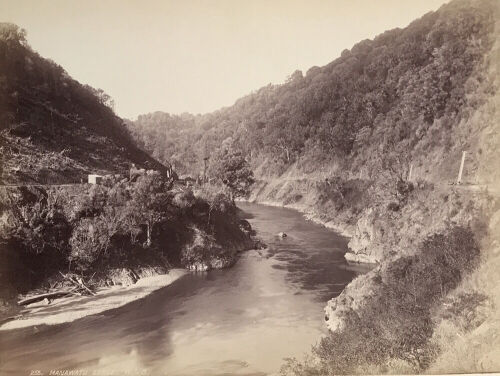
[203,156,209,183]
[456,151,467,184]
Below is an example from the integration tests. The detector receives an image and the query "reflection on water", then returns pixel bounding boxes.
[0,203,369,376]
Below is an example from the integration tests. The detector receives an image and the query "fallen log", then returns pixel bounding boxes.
[18,291,73,306]
[59,271,96,296]
[75,277,95,296]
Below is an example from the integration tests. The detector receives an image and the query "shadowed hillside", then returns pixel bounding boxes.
[0,23,168,184]
[0,24,259,325]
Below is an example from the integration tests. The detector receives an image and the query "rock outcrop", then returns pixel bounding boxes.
[324,272,378,332]
[345,208,384,264]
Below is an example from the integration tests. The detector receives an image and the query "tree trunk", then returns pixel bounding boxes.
[146,223,152,247]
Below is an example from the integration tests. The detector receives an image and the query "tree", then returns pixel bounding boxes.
[208,147,254,201]
[96,88,115,110]
[0,23,27,46]
[3,189,69,255]
[128,172,172,247]
[69,215,113,269]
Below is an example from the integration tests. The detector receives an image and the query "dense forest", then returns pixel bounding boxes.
[128,0,496,187]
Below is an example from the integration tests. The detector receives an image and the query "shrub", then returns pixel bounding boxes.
[300,226,481,374]
[387,202,400,211]
[438,291,488,331]
[172,188,196,210]
[396,179,414,202]
[69,216,113,269]
[180,227,233,269]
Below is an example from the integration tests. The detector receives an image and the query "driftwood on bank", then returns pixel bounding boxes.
[18,291,73,306]
[0,314,23,325]
[16,273,96,307]
[59,271,96,296]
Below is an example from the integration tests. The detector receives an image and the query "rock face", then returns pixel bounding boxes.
[344,251,378,264]
[324,272,377,332]
[346,208,384,264]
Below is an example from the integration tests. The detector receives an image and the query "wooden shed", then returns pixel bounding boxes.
[88,174,103,185]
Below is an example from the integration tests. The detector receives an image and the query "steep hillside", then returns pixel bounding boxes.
[0,24,259,323]
[0,23,168,185]
[129,0,497,187]
[129,0,499,262]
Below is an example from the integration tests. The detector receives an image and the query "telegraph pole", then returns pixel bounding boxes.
[203,156,209,183]
[456,151,467,184]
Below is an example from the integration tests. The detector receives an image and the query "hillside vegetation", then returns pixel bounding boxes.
[0,24,258,319]
[129,0,497,187]
[0,175,255,300]
[0,23,168,184]
[128,0,500,373]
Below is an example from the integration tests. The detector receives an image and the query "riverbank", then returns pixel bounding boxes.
[246,177,380,263]
[0,181,260,332]
[0,202,363,376]
[0,269,186,331]
[249,174,498,373]
[242,198,354,238]
[0,221,261,331]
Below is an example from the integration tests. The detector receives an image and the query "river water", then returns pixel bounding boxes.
[0,203,367,376]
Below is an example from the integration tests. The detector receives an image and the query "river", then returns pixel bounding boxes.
[0,202,368,376]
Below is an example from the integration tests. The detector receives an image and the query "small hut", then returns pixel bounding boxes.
[88,174,103,185]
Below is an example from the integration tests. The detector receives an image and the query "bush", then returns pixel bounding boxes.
[296,226,481,374]
[180,226,233,269]
[396,179,414,202]
[387,202,400,211]
[0,172,254,292]
[69,216,112,269]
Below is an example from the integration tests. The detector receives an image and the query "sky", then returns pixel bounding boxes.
[0,0,450,120]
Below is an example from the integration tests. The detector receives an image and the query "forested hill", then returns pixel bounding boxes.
[0,23,168,185]
[128,0,498,186]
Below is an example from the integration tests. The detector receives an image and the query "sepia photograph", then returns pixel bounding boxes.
[0,0,499,375]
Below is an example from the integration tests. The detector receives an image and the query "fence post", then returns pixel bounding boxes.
[456,151,467,184]
[407,164,413,182]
